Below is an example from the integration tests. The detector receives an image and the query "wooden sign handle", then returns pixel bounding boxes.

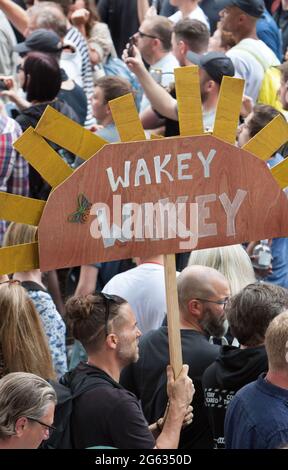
[164,254,183,378]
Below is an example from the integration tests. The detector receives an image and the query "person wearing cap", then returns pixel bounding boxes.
[13,29,87,126]
[216,0,280,102]
[124,44,234,132]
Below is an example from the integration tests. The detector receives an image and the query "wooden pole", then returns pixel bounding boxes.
[164,254,183,378]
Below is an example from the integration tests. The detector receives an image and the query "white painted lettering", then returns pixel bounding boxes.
[197,149,216,178]
[154,154,173,183]
[219,189,247,236]
[177,153,192,180]
[195,194,217,237]
[106,161,131,192]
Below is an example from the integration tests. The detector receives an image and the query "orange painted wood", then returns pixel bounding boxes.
[38,135,288,271]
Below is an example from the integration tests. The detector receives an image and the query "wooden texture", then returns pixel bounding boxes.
[243,115,288,161]
[38,135,288,271]
[14,127,73,188]
[175,66,203,136]
[35,106,107,160]
[0,242,39,275]
[164,254,183,378]
[213,77,244,144]
[271,158,288,189]
[109,94,146,142]
[0,193,45,226]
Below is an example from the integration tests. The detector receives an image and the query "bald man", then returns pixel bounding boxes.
[120,265,230,449]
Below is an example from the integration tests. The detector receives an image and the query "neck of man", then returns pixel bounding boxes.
[265,369,288,389]
[179,312,204,333]
[282,1,288,11]
[99,115,113,128]
[139,254,164,265]
[87,353,121,382]
[233,24,258,43]
[0,437,22,449]
[13,269,43,286]
[203,92,218,113]
[148,49,169,66]
[180,0,199,16]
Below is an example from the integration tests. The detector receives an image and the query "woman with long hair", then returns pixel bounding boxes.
[0,281,55,380]
[3,222,67,379]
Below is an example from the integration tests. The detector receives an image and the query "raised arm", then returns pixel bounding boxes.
[0,0,28,36]
[123,45,178,121]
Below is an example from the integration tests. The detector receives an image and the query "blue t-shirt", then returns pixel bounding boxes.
[257,9,283,61]
[225,374,288,449]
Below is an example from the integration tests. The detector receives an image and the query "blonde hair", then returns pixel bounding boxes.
[188,245,255,296]
[265,310,288,372]
[3,222,37,247]
[0,283,55,380]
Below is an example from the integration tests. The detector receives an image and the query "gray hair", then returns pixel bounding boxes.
[0,372,56,439]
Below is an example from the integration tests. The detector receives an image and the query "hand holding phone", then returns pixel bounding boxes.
[128,36,136,57]
[0,79,8,91]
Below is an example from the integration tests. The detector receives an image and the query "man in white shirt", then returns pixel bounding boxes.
[103,255,170,334]
[169,0,210,29]
[217,0,280,101]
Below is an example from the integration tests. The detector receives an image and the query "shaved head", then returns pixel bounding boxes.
[177,265,229,313]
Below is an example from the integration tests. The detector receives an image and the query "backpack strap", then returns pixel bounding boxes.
[233,44,269,71]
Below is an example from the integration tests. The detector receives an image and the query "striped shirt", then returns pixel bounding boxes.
[0,115,29,243]
[65,27,95,127]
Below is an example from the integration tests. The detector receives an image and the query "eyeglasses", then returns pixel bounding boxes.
[99,292,120,337]
[196,297,230,309]
[138,30,159,40]
[26,417,56,436]
[16,64,24,73]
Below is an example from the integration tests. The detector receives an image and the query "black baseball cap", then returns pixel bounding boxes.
[215,0,264,18]
[185,51,235,84]
[14,29,63,55]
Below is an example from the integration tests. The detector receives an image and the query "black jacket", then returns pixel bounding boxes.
[202,345,268,448]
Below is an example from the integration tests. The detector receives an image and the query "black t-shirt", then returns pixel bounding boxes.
[120,327,220,449]
[98,0,151,57]
[70,363,155,449]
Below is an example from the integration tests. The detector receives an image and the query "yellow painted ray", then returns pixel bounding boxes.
[14,127,73,188]
[174,66,203,136]
[0,242,39,275]
[35,106,107,161]
[271,159,288,189]
[109,93,146,142]
[243,115,288,161]
[213,77,244,144]
[0,193,45,226]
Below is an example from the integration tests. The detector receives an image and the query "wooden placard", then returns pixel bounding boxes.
[38,134,288,272]
[164,254,183,378]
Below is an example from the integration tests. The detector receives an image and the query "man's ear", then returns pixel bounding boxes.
[106,333,118,350]
[105,103,112,116]
[187,298,202,319]
[179,40,187,57]
[14,417,28,437]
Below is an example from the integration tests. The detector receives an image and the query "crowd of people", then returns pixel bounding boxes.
[0,0,288,450]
